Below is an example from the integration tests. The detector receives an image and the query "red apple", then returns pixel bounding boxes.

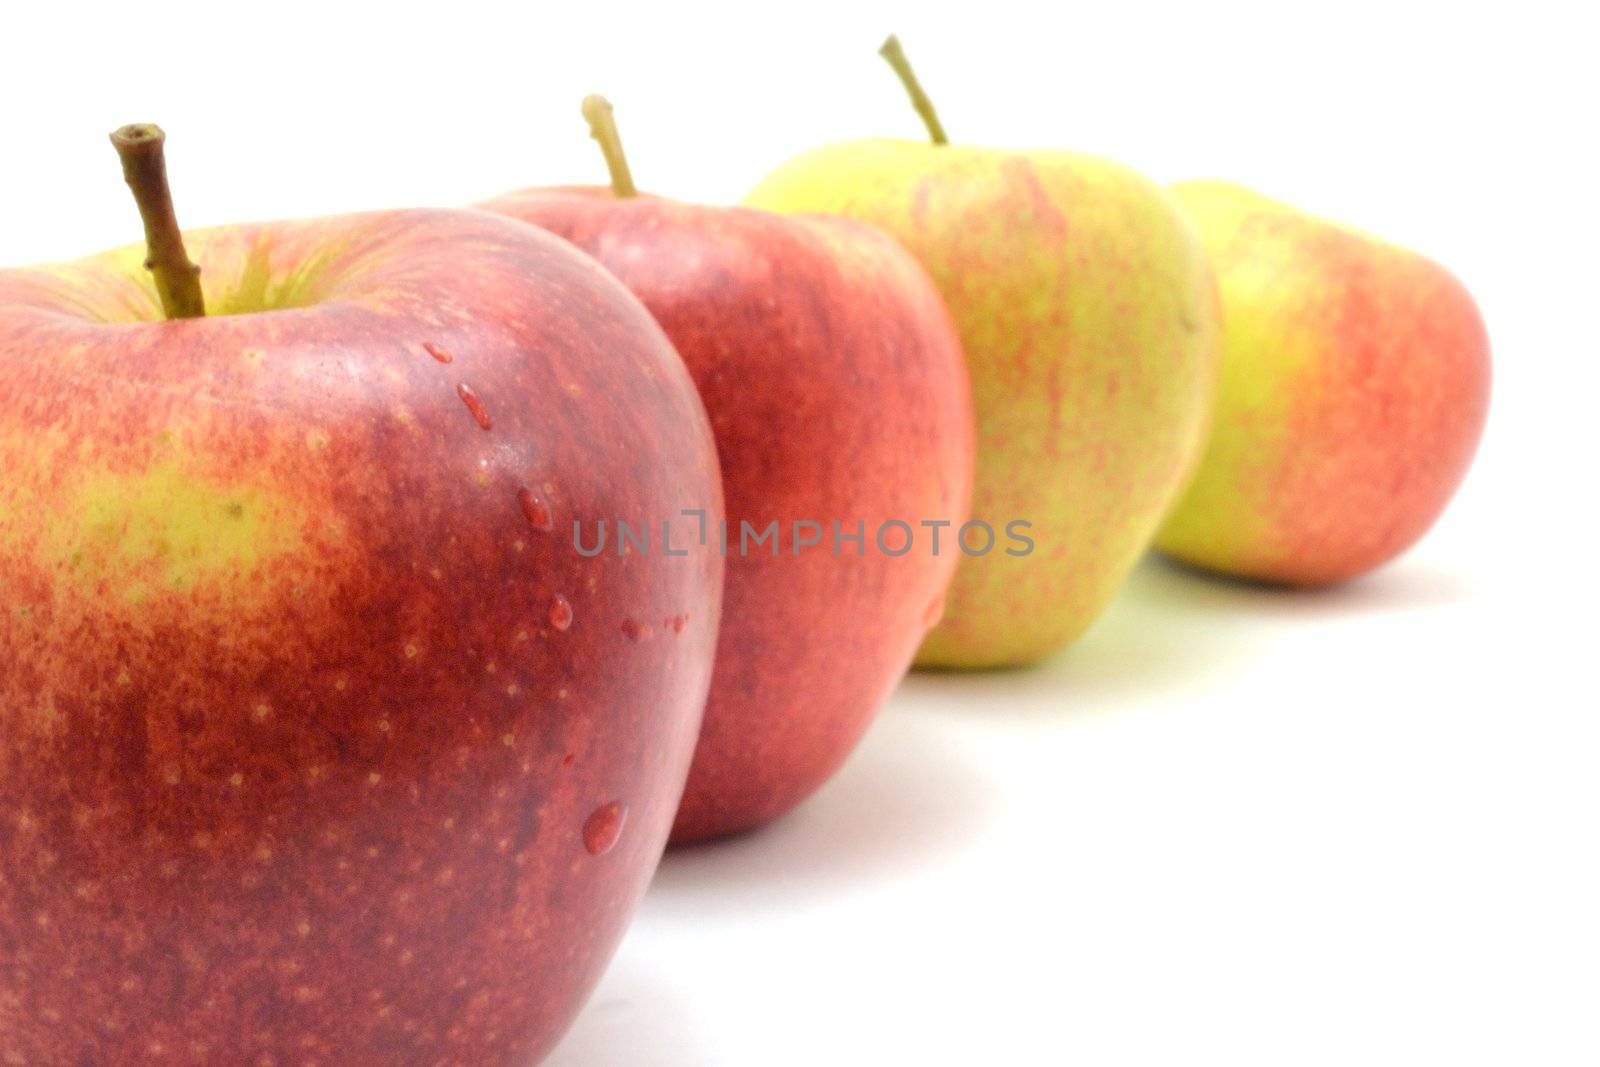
[1155,180,1491,583]
[481,98,974,844]
[0,127,724,1064]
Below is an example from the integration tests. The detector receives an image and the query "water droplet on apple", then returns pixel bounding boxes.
[456,383,493,430]
[424,342,454,364]
[582,802,626,856]
[620,619,648,641]
[518,488,553,532]
[548,595,573,632]
[666,613,688,634]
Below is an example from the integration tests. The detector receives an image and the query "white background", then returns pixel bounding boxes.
[5,2,1597,1064]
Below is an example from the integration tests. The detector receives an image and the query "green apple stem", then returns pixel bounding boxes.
[109,124,205,320]
[878,35,948,145]
[581,95,637,198]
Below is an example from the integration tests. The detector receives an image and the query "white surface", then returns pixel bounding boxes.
[554,554,1598,1065]
[6,2,1597,1064]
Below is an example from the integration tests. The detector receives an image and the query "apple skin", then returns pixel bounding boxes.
[1155,181,1492,585]
[480,188,974,844]
[0,208,723,1064]
[747,141,1220,669]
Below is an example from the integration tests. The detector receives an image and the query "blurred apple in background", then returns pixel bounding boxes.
[0,126,723,1065]
[1155,180,1491,584]
[482,96,973,843]
[747,37,1220,669]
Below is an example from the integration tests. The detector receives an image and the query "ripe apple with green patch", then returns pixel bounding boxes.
[481,96,973,843]
[0,125,723,1065]
[746,36,1221,669]
[1155,180,1491,584]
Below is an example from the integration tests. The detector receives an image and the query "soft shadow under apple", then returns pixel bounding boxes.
[544,954,705,1067]
[902,553,1479,712]
[645,701,995,913]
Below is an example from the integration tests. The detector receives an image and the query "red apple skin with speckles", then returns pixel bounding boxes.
[0,208,723,1065]
[480,189,975,844]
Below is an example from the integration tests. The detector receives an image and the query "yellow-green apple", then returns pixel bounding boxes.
[1155,181,1491,584]
[0,126,724,1065]
[747,37,1220,669]
[481,97,973,843]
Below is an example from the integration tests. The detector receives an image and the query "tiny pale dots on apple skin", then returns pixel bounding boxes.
[0,208,728,1065]
[582,802,626,856]
[455,382,493,430]
[548,595,573,632]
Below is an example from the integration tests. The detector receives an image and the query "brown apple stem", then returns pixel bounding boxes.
[581,95,637,198]
[878,35,948,145]
[109,124,205,320]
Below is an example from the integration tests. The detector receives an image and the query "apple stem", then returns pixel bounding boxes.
[109,124,205,320]
[878,35,948,145]
[581,95,637,198]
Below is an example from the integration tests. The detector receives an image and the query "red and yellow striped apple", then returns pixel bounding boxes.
[746,38,1220,669]
[482,97,974,843]
[0,126,724,1065]
[1155,181,1492,584]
